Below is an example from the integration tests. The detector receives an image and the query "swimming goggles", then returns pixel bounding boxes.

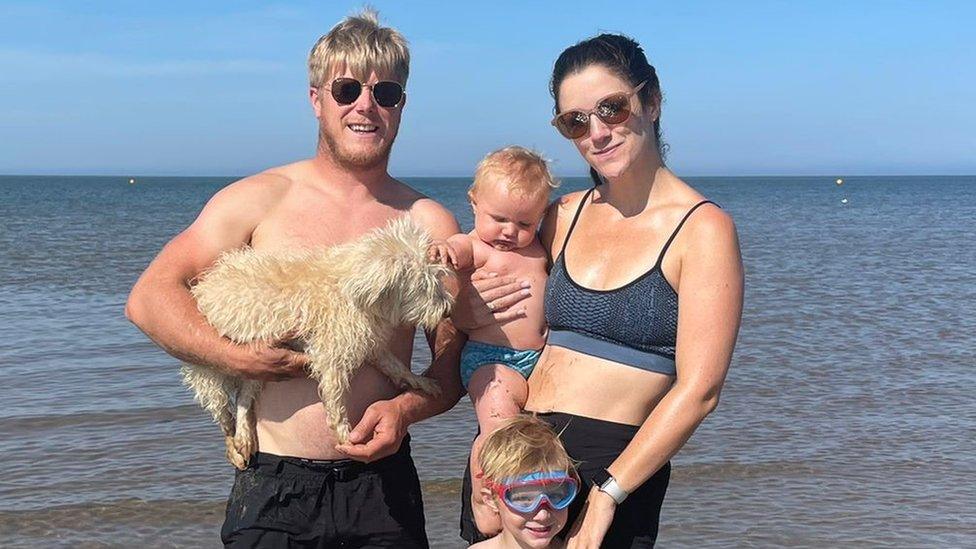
[551,80,647,139]
[490,471,579,513]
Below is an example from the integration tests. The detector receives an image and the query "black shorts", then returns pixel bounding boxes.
[222,435,428,548]
[460,412,670,548]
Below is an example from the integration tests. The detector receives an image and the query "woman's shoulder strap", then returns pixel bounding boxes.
[654,200,718,267]
[559,187,596,251]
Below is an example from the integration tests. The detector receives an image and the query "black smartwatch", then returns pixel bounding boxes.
[590,468,628,505]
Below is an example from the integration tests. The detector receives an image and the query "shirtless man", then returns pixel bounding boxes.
[126,10,464,548]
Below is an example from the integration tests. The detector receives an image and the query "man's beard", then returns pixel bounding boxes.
[319,125,397,171]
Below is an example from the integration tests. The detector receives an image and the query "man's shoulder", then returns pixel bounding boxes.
[400,184,459,238]
[237,163,304,195]
[212,166,295,205]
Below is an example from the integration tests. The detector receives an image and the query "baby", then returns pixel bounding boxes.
[429,146,557,535]
[471,415,579,549]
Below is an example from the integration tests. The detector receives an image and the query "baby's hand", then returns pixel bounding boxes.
[428,240,461,270]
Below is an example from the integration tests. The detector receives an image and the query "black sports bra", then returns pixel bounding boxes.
[544,188,715,375]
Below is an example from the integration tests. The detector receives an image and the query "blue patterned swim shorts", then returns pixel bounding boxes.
[459,340,541,390]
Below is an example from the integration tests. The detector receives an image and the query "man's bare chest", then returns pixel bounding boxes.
[250,200,408,252]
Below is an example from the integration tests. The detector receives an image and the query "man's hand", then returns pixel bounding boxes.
[335,398,407,462]
[451,271,532,331]
[224,338,310,381]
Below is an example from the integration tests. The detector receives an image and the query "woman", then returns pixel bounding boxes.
[460,33,743,548]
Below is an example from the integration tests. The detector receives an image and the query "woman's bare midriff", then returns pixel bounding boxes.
[255,365,402,459]
[525,345,674,427]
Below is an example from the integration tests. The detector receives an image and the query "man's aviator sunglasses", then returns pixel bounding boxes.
[551,80,647,139]
[324,77,405,108]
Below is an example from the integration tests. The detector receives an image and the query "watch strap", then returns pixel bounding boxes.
[599,476,628,504]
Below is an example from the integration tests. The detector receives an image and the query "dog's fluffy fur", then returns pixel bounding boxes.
[180,217,453,469]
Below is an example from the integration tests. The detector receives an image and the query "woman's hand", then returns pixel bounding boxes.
[565,487,617,549]
[451,271,531,332]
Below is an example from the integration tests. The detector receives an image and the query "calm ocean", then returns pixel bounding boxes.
[1,175,974,547]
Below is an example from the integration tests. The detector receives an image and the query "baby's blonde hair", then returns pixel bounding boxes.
[479,415,577,484]
[468,146,559,203]
[308,7,410,88]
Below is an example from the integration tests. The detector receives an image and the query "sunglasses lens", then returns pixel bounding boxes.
[596,94,631,124]
[373,81,404,108]
[555,111,589,139]
[331,78,362,105]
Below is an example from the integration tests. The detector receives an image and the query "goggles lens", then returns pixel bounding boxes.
[330,78,404,108]
[496,471,578,513]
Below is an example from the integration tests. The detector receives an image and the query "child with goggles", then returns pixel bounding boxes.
[428,146,558,536]
[471,415,579,549]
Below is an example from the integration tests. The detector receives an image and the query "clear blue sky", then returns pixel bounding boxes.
[2,1,973,176]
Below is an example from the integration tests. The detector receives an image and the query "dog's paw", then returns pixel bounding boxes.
[234,433,258,466]
[225,436,249,470]
[334,421,351,444]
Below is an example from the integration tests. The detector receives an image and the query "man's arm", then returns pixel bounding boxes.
[337,199,467,460]
[125,174,308,380]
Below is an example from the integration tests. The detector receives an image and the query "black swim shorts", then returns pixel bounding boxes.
[221,435,428,548]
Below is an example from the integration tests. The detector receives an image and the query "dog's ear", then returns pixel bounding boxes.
[338,217,439,316]
[338,245,396,310]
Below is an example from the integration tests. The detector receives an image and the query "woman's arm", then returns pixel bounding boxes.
[567,206,744,548]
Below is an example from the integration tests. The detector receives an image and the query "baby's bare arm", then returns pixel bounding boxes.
[428,233,477,271]
[446,234,476,270]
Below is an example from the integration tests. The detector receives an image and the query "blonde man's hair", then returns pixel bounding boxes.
[479,415,577,484]
[469,146,560,202]
[308,7,410,88]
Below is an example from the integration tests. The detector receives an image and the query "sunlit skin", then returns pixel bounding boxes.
[428,175,549,352]
[126,61,465,465]
[428,175,551,536]
[471,487,569,549]
[557,68,659,186]
[310,69,406,171]
[455,63,744,548]
[472,178,548,252]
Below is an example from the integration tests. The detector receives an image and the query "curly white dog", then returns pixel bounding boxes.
[181,218,453,469]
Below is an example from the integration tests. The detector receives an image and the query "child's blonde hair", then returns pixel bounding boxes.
[479,414,577,484]
[308,8,410,88]
[468,146,559,203]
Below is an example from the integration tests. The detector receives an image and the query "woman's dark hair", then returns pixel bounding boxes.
[550,33,666,186]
